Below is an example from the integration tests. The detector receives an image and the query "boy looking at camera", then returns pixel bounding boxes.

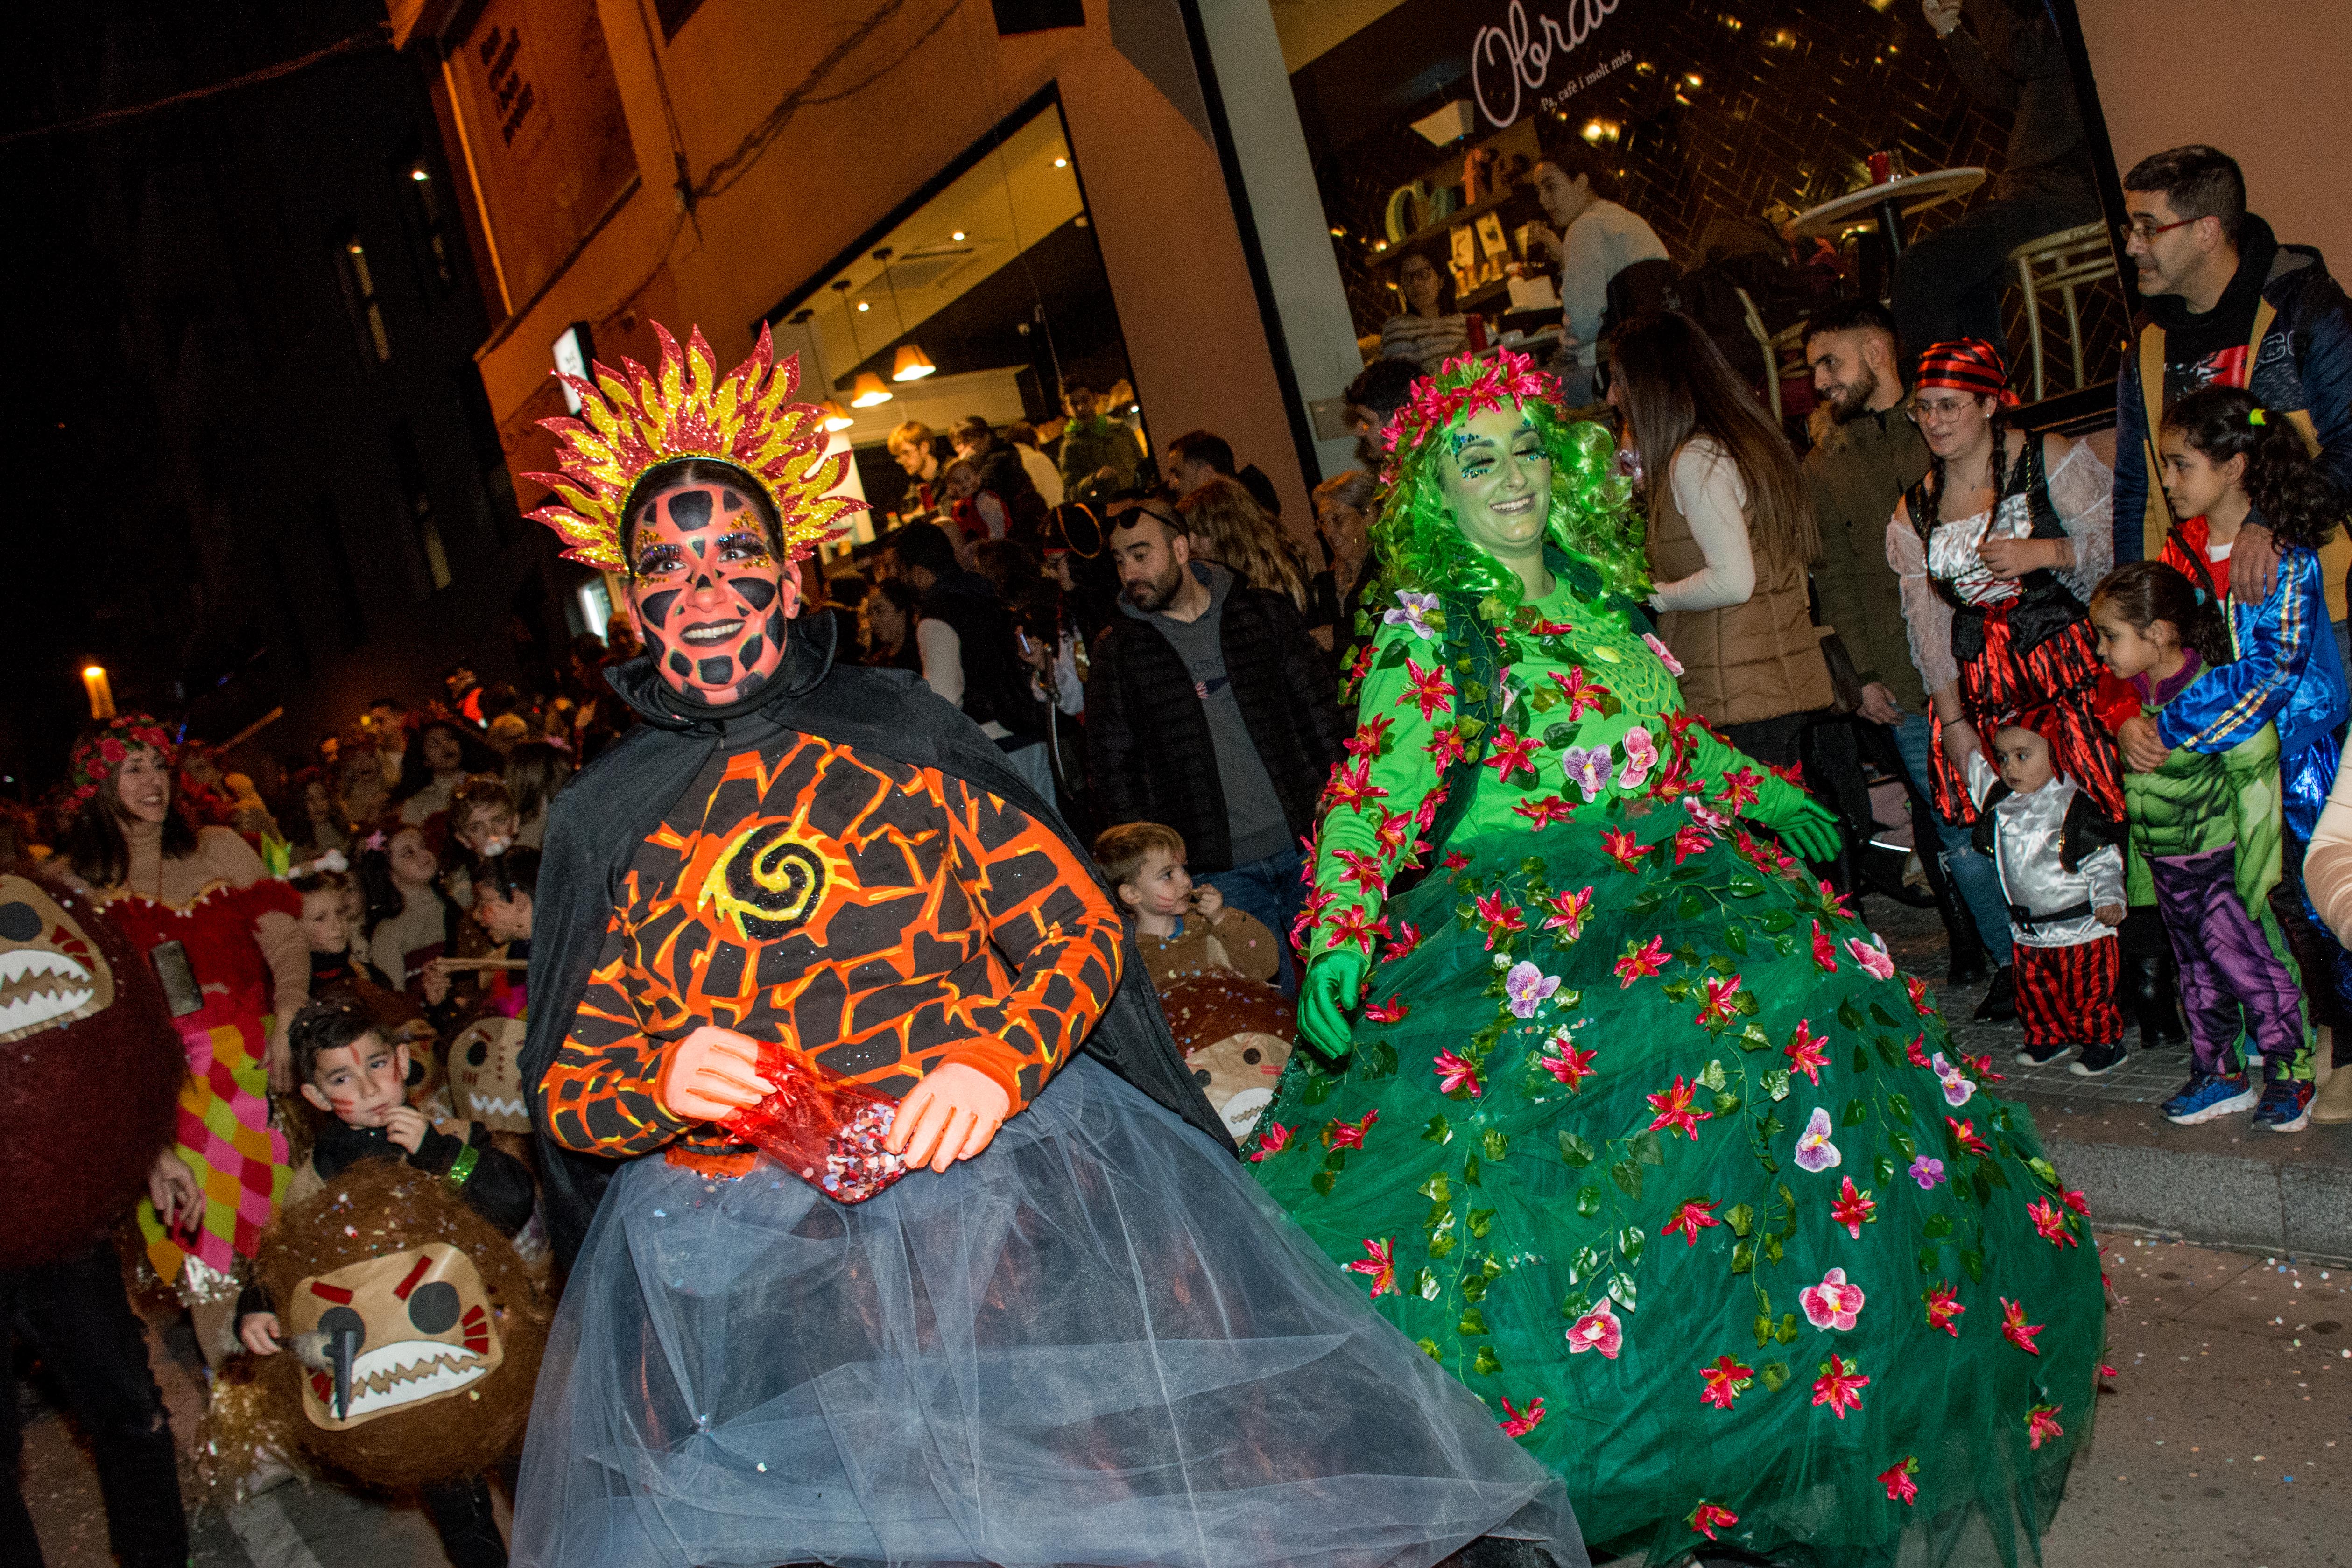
[1094,822,1281,992]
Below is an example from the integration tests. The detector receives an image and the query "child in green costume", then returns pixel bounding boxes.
[1254,350,2106,1567]
[2090,562,2310,1128]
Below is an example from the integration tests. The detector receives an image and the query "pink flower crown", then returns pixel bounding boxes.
[1379,348,1561,484]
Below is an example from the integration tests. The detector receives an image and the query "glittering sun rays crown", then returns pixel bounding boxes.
[525,322,861,572]
[1378,348,1559,485]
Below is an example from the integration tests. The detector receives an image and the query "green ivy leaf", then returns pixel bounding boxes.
[1725,924,1751,957]
[1418,1172,1452,1202]
[1324,1148,1349,1172]
[1924,1213,1953,1238]
[1714,1089,1744,1117]
[1424,1115,1453,1144]
[1762,1069,1792,1102]
[1842,1098,1868,1127]
[1483,1129,1510,1162]
[1891,1129,1917,1161]
[1960,1247,1985,1281]
[1917,1245,1941,1274]
[1576,1184,1603,1217]
[1570,1245,1604,1283]
[1677,890,1707,921]
[1760,1362,1791,1392]
[1468,1207,1497,1238]
[1873,1036,1901,1068]
[1462,1272,1489,1303]
[1559,1131,1596,1167]
[1311,1169,1338,1195]
[1303,1076,1334,1106]
[1364,1040,1398,1077]
[1472,1345,1502,1376]
[1413,1267,1440,1300]
[1611,1160,1645,1199]
[1634,1129,1666,1167]
[1459,1307,1490,1335]
[1874,1155,1896,1186]
[1732,1238,1757,1275]
[1617,1226,1647,1264]
[1837,999,1866,1031]
[1560,1291,1591,1320]
[1464,1155,1483,1187]
[1869,1000,1900,1028]
[1429,1231,1457,1258]
[1763,1235,1785,1265]
[1758,908,1796,932]
[1698,1058,1729,1092]
[1730,873,1766,899]
[1851,1044,1871,1075]
[1725,1202,1755,1237]
[1606,1273,1637,1312]
[1739,1024,1775,1053]
[1416,1337,1441,1360]
[1888,1091,1913,1122]
[1776,1313,1800,1345]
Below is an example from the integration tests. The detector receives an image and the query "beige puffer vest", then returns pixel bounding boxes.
[1648,444,1833,727]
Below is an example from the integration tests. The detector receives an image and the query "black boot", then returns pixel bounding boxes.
[2143,949,2187,1045]
[1974,965,2017,1022]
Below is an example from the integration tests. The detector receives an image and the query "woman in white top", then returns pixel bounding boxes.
[1377,252,1469,375]
[1606,310,1834,764]
[1884,338,2119,831]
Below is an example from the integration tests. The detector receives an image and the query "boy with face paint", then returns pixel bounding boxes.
[510,324,1577,1568]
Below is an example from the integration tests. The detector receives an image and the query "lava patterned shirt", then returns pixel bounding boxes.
[545,735,1123,1177]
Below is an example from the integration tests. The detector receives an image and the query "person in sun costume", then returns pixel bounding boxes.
[507,324,1580,1568]
[1253,350,2106,1568]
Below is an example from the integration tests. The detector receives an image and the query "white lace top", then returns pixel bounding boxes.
[1885,439,2114,699]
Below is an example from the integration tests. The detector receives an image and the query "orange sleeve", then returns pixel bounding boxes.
[930,781,1123,1112]
[542,907,692,1157]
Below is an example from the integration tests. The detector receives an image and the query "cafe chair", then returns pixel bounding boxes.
[1737,288,1811,424]
[2007,223,2120,401]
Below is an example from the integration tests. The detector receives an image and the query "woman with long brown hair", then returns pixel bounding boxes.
[1176,474,1311,613]
[1607,309,1832,764]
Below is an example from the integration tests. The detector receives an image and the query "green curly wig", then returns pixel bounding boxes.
[1369,350,1648,613]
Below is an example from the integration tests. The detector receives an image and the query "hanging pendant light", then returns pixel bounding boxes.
[832,279,891,409]
[875,247,937,381]
[786,306,855,430]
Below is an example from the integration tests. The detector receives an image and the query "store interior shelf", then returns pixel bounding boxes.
[1385,185,1537,260]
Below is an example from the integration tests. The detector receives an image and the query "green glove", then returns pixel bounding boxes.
[1750,774,1843,863]
[1298,949,1368,1061]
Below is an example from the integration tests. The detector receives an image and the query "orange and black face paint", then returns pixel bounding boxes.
[628,480,800,703]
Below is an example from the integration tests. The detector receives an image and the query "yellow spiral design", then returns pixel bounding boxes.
[698,820,830,942]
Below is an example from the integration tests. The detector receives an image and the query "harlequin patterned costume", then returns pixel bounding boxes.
[1253,353,2105,1566]
[508,326,1577,1568]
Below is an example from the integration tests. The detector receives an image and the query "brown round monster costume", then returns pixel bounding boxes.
[0,859,182,1270]
[251,1157,547,1490]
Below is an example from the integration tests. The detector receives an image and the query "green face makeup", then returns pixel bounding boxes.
[1438,404,1552,569]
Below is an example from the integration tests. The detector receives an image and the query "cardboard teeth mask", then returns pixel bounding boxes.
[0,872,116,1041]
[289,1243,504,1429]
[447,1014,530,1132]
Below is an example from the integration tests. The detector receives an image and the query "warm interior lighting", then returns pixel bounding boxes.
[1052,157,1067,168]
[850,372,894,408]
[951,230,966,241]
[410,167,430,181]
[891,344,937,382]
[80,664,114,720]
[856,301,870,312]
[818,399,854,431]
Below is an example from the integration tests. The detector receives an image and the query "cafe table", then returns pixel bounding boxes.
[1787,166,1987,259]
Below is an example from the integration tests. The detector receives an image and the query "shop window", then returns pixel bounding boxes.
[335,229,392,366]
[392,422,452,594]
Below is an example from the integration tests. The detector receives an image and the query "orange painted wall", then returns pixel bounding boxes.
[458,1,1311,524]
[2076,0,2352,267]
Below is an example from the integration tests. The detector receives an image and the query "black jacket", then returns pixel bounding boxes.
[521,615,1232,1271]
[1083,571,1347,873]
[921,570,1045,738]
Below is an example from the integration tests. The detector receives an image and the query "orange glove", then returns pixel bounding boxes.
[654,1026,777,1124]
[885,1062,1012,1174]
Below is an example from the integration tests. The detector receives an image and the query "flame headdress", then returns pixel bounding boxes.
[525,323,860,571]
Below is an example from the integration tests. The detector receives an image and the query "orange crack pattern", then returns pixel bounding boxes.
[546,738,1121,1175]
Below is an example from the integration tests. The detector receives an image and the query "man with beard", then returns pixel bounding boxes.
[1083,499,1345,994]
[1802,300,2019,1007]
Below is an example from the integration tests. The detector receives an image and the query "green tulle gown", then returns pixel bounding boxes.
[1254,557,2105,1567]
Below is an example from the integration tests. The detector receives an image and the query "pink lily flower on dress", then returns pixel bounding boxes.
[1799,1267,1866,1330]
[1947,1117,1990,1156]
[1784,1020,1829,1084]
[1601,827,1647,871]
[1810,921,1838,972]
[1344,714,1394,760]
[1670,823,1715,865]
[1513,794,1577,828]
[1698,1355,1754,1410]
[1400,657,1457,720]
[1683,794,1729,834]
[1844,934,1897,980]
[1794,1107,1842,1172]
[1641,631,1685,675]
[1538,1033,1597,1091]
[1714,766,1761,809]
[1426,726,1470,772]
[2062,1188,2091,1217]
[1473,889,1527,949]
[1922,1282,1965,1336]
[1247,1122,1291,1162]
[1830,1177,1877,1238]
[2027,1404,2064,1450]
[1324,1109,1379,1150]
[1880,1458,1920,1505]
[1333,849,1388,896]
[1695,973,1744,1027]
[1811,1353,1868,1418]
[1663,1199,1721,1246]
[1498,1395,1547,1437]
[1433,1048,1483,1097]
[2000,1298,2043,1355]
[1687,1502,1738,1542]
[1906,974,1935,1015]
[2026,1197,2076,1247]
[1906,1034,1931,1068]
[1361,995,1411,1024]
[1505,960,1561,1018]
[1484,725,1541,785]
[1382,921,1422,964]
[1614,935,1669,985]
[1324,906,1379,956]
[1646,1076,1711,1140]
[1541,885,1593,939]
[1617,725,1658,791]
[1565,1298,1623,1358]
[1346,1238,1397,1296]
[1552,665,1610,719]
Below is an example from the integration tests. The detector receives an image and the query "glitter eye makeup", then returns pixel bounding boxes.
[629,481,796,702]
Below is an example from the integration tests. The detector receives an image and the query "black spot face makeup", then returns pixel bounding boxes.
[627,480,801,703]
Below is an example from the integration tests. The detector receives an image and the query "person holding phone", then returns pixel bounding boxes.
[54,715,309,1371]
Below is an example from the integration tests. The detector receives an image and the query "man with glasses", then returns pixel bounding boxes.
[1082,495,1345,994]
[2113,144,2352,631]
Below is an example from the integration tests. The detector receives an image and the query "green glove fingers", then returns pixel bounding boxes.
[1298,949,1368,1061]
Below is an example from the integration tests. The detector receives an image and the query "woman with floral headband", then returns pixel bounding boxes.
[53,716,307,1367]
[1254,350,2104,1564]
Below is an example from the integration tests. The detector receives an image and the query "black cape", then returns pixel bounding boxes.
[522,614,1235,1270]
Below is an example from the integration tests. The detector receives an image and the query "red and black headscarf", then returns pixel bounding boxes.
[1915,338,2020,408]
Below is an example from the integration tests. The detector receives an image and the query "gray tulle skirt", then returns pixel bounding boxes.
[510,1055,1577,1568]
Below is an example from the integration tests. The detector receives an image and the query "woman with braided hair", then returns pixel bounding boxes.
[1254,349,2104,1565]
[1888,337,2127,1036]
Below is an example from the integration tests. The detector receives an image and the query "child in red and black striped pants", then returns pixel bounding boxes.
[1966,720,2129,1071]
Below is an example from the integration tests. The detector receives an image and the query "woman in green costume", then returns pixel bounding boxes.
[1254,351,2105,1566]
